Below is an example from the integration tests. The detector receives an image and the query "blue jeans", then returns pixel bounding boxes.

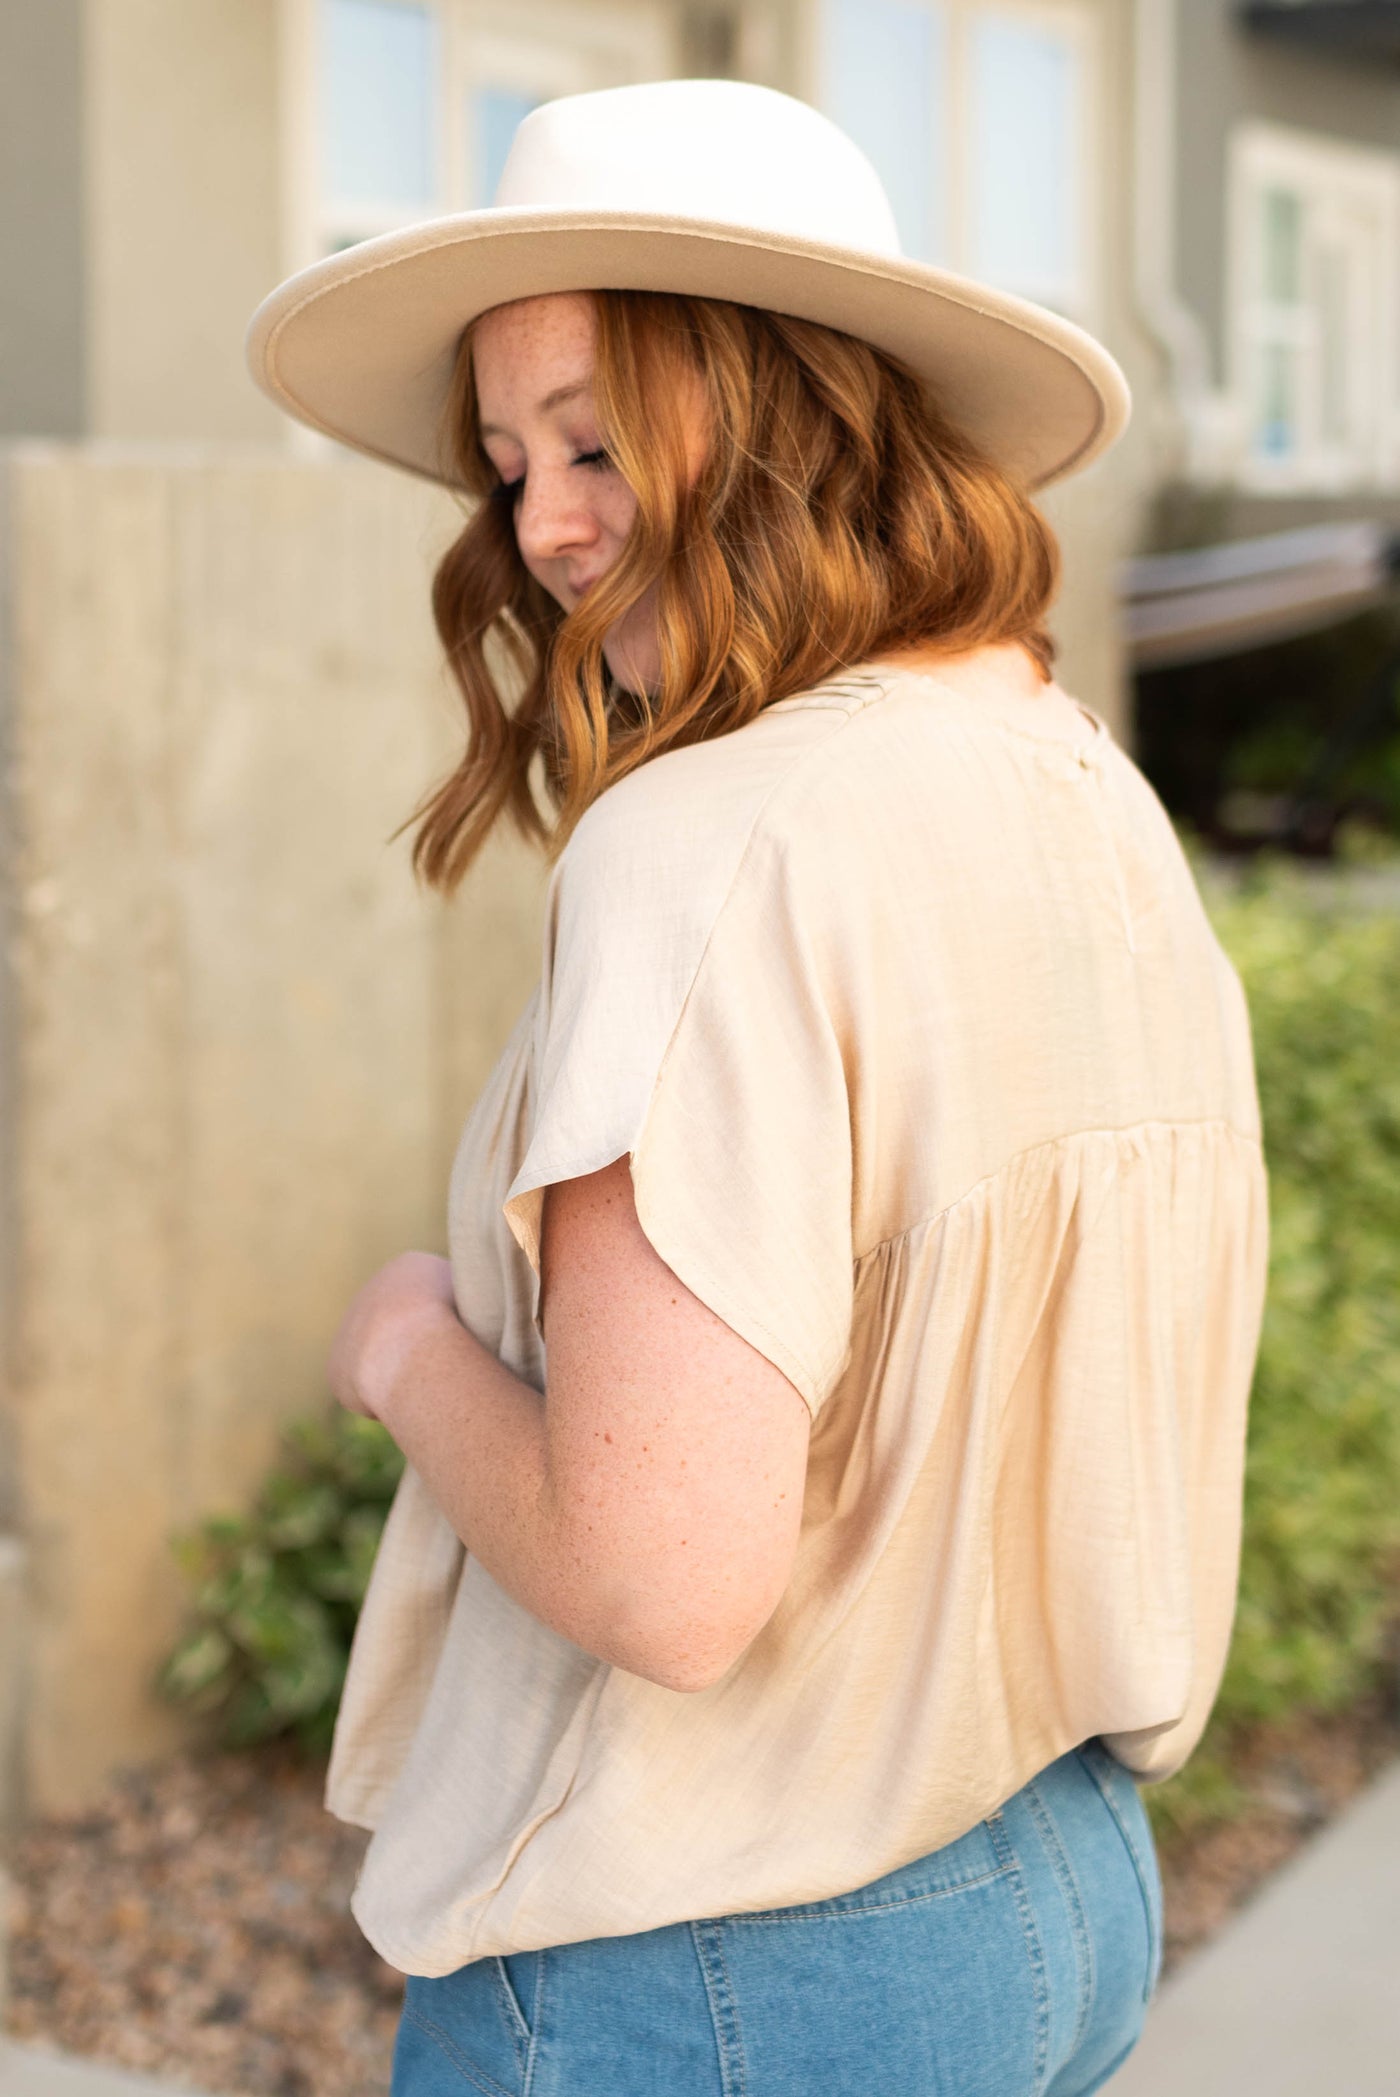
[390,1737,1164,2096]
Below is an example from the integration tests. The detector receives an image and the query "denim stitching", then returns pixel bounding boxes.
[1021,1774,1096,2060]
[401,2002,518,2097]
[1076,1745,1162,2005]
[985,1811,1051,2093]
[521,1950,545,2096]
[689,1919,749,2097]
[489,1958,529,2064]
[712,1926,750,2097]
[722,1861,1011,1925]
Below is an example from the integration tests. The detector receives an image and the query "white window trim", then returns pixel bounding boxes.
[276,0,678,459]
[801,0,1103,332]
[279,0,677,273]
[953,0,1101,327]
[446,2,676,224]
[1227,120,1400,497]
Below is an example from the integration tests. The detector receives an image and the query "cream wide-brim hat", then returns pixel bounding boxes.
[246,78,1130,494]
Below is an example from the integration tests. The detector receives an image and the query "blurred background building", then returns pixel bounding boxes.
[1,0,1398,1820]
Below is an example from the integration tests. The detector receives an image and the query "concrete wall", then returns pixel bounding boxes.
[0,0,87,438]
[0,0,291,448]
[0,448,550,1811]
[84,0,288,444]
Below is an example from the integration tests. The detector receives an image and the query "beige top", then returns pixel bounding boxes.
[328,661,1269,1977]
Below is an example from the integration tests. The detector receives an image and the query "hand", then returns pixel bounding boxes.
[327,1251,459,1424]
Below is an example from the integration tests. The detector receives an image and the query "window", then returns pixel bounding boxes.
[969,11,1081,311]
[1229,123,1400,492]
[303,0,678,261]
[321,0,439,250]
[816,0,1095,321]
[821,0,948,265]
[471,85,540,207]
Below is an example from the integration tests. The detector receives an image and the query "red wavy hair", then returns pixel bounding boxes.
[404,289,1062,892]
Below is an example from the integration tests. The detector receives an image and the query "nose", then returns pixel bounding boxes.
[513,461,598,574]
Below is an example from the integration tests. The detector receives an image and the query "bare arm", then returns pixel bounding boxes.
[332,1155,811,1691]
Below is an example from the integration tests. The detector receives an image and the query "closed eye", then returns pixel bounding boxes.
[489,449,613,502]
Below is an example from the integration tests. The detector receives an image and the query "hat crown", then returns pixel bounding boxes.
[493,79,903,259]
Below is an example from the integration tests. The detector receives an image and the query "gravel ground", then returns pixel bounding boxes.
[3,1745,402,2097]
[4,1696,1399,2097]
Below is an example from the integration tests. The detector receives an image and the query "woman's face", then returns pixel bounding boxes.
[472,291,699,698]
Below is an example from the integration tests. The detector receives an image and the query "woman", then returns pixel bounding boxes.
[247,79,1269,2096]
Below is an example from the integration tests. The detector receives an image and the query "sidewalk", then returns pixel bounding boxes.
[0,2047,220,2097]
[1109,1753,1400,2094]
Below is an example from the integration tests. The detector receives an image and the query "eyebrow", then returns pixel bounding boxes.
[478,380,590,440]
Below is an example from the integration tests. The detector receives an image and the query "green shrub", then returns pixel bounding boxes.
[1147,828,1400,1836]
[158,1410,404,1752]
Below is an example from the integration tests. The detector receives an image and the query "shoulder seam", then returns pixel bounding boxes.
[550,672,890,879]
[651,685,894,953]
[638,696,871,1021]
[562,677,891,909]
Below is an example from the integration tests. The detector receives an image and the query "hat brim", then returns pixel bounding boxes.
[245,209,1130,494]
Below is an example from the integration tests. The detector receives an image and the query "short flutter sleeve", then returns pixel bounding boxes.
[501,753,856,1419]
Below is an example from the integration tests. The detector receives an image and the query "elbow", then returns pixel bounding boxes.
[543,1496,794,1693]
[639,1634,749,1696]
[566,1579,778,1694]
[620,1632,753,1696]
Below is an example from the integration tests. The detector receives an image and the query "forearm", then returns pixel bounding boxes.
[376,1310,543,1601]
[335,1233,783,1694]
[374,1310,633,1670]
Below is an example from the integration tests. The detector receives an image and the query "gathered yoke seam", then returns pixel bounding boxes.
[852,1115,1266,1268]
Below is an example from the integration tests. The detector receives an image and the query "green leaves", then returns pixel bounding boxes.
[158,1410,405,1753]
[1148,837,1400,1838]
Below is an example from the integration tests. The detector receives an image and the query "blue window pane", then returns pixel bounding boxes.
[472,87,541,206]
[1254,342,1299,460]
[322,0,436,214]
[820,0,947,264]
[970,14,1079,306]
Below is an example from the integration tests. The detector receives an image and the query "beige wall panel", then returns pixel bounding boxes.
[0,1538,29,1843]
[3,448,550,1809]
[8,451,192,1794]
[1041,438,1151,754]
[85,0,286,442]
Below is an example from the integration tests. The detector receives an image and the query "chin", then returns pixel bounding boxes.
[603,646,661,702]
